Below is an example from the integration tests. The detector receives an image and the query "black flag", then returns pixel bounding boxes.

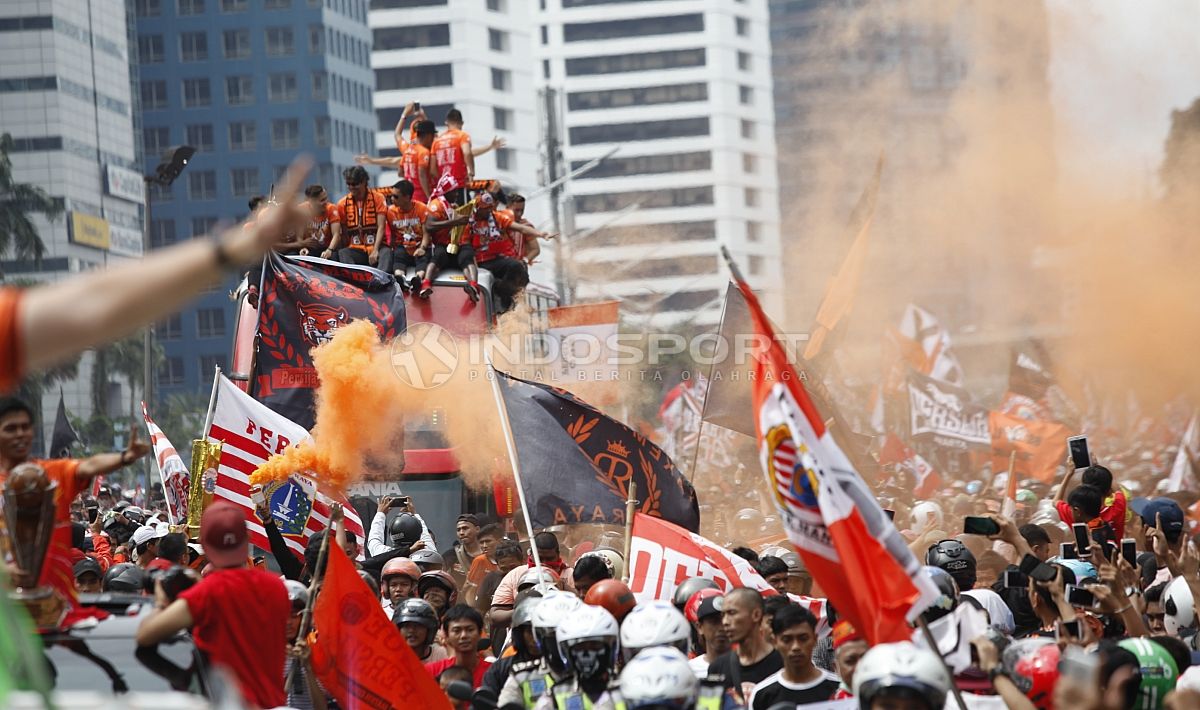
[495,369,700,532]
[46,389,79,459]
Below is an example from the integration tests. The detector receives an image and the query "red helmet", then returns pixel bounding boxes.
[684,588,723,625]
[381,558,421,583]
[583,579,637,622]
[1001,638,1060,709]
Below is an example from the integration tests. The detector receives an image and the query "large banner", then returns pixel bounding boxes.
[906,371,990,450]
[254,253,405,429]
[988,410,1070,484]
[142,402,189,525]
[547,301,620,397]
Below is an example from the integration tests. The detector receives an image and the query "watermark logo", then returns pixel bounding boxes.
[390,323,460,390]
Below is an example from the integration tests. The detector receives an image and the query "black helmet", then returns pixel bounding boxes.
[390,513,423,547]
[103,562,145,593]
[671,577,720,611]
[395,597,439,634]
[925,539,976,591]
[920,566,960,623]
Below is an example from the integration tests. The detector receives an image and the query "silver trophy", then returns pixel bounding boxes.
[1,463,66,629]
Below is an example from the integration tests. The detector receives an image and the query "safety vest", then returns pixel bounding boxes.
[552,680,625,710]
[513,659,554,708]
[695,683,725,710]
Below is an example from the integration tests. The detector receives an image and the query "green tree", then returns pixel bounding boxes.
[0,133,62,264]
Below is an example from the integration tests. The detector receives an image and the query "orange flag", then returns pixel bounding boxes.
[309,543,451,710]
[989,410,1070,484]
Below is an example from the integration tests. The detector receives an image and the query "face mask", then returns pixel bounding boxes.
[569,645,610,679]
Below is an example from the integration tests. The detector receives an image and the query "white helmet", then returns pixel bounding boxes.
[1165,576,1196,635]
[589,548,625,580]
[619,646,698,710]
[557,604,620,680]
[531,591,584,676]
[910,501,943,531]
[853,641,951,710]
[620,601,690,660]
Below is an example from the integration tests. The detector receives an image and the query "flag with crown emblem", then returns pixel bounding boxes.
[492,368,700,532]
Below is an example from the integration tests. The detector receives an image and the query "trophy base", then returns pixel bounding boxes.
[11,587,67,630]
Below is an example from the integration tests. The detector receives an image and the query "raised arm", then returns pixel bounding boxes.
[471,136,506,158]
[77,428,152,479]
[355,154,403,168]
[463,137,476,181]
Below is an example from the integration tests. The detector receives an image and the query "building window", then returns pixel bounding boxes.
[188,171,217,200]
[149,219,176,247]
[746,221,760,242]
[488,28,509,52]
[220,0,248,11]
[372,24,449,50]
[179,31,208,62]
[369,0,450,6]
[586,221,715,248]
[495,147,513,171]
[314,116,330,147]
[311,71,328,100]
[182,78,211,107]
[374,64,452,91]
[569,151,711,179]
[563,14,703,42]
[148,183,173,202]
[744,187,758,207]
[268,73,298,102]
[265,27,295,56]
[222,29,249,59]
[742,153,757,173]
[569,117,709,145]
[308,25,323,53]
[491,68,510,92]
[157,314,182,341]
[737,51,751,71]
[735,16,749,36]
[493,107,511,131]
[747,255,763,276]
[574,185,713,214]
[178,0,205,15]
[740,119,755,139]
[265,0,291,8]
[541,26,548,45]
[158,357,185,387]
[486,0,504,10]
[135,0,161,16]
[230,167,259,197]
[567,82,707,111]
[738,85,753,105]
[566,48,705,76]
[143,126,170,156]
[137,35,164,63]
[228,121,257,151]
[271,119,300,149]
[197,308,226,338]
[185,124,214,152]
[225,75,253,106]
[191,216,219,236]
[543,59,551,80]
[199,354,228,375]
[140,80,167,110]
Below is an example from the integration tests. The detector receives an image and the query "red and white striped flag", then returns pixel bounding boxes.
[730,270,938,645]
[205,374,364,559]
[141,402,190,525]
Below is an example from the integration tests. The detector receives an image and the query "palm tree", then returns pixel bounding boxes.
[0,133,62,264]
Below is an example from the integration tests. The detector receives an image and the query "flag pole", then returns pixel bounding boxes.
[201,366,222,439]
[620,482,637,584]
[687,285,734,482]
[486,356,542,570]
[916,616,969,710]
[286,523,331,693]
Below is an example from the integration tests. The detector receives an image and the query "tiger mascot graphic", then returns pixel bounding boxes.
[298,302,348,346]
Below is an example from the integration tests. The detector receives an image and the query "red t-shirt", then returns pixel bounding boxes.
[431,128,470,190]
[179,567,289,709]
[145,558,173,572]
[425,655,492,690]
[0,288,22,393]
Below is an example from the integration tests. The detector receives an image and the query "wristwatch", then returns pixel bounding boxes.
[987,666,1011,684]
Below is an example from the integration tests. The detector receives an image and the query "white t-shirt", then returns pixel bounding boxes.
[688,654,711,679]
[963,588,1015,634]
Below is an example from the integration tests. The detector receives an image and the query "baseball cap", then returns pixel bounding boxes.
[73,557,102,581]
[456,514,480,527]
[694,594,724,623]
[1142,498,1185,541]
[131,523,168,547]
[201,502,249,568]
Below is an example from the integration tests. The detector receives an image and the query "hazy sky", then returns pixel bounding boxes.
[1046,0,1200,196]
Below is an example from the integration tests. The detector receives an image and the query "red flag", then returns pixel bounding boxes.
[729,267,937,645]
[878,434,943,498]
[310,542,451,710]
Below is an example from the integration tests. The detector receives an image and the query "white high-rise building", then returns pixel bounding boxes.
[368,0,539,200]
[536,0,783,326]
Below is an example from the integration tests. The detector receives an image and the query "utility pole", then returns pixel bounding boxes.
[542,88,567,304]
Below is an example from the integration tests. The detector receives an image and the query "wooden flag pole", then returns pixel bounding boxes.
[620,482,638,584]
[486,355,542,571]
[285,524,331,693]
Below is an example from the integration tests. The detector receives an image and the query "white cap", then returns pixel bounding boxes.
[131,522,170,547]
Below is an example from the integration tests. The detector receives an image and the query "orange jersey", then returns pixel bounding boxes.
[402,143,432,203]
[431,128,470,190]
[0,288,22,393]
[334,191,388,251]
[424,196,456,246]
[386,201,430,254]
[302,201,340,248]
[466,209,515,258]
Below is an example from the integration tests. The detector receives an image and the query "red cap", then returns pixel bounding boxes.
[200,502,249,569]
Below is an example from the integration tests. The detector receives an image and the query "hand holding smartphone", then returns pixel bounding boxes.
[1020,553,1058,582]
[1067,435,1090,470]
[963,516,1001,536]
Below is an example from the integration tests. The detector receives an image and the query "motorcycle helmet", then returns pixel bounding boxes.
[557,604,619,680]
[925,539,977,591]
[671,577,720,612]
[854,641,950,710]
[518,566,561,591]
[1000,638,1060,709]
[583,579,637,622]
[684,588,724,625]
[1164,576,1195,635]
[1119,637,1179,710]
[920,566,960,624]
[283,579,309,611]
[389,513,423,547]
[620,601,690,660]
[381,557,421,584]
[532,591,585,676]
[409,548,444,572]
[102,562,145,593]
[619,646,698,710]
[395,597,440,635]
[512,595,542,657]
[417,570,458,607]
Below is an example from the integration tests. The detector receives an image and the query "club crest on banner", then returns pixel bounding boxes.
[765,424,820,512]
[266,478,314,536]
[298,302,349,347]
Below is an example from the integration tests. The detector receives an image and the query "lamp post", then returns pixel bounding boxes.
[141,145,195,410]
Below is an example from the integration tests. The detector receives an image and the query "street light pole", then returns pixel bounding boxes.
[141,177,154,414]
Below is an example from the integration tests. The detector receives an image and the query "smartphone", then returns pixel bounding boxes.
[1072,523,1092,556]
[1068,435,1090,470]
[413,101,421,111]
[1066,585,1096,607]
[963,516,1001,536]
[1020,553,1059,582]
[1060,542,1077,560]
[87,507,99,523]
[1122,538,1137,568]
[1003,570,1029,588]
[1057,619,1083,640]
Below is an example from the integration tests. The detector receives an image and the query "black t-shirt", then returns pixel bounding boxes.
[706,649,784,690]
[749,670,839,710]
